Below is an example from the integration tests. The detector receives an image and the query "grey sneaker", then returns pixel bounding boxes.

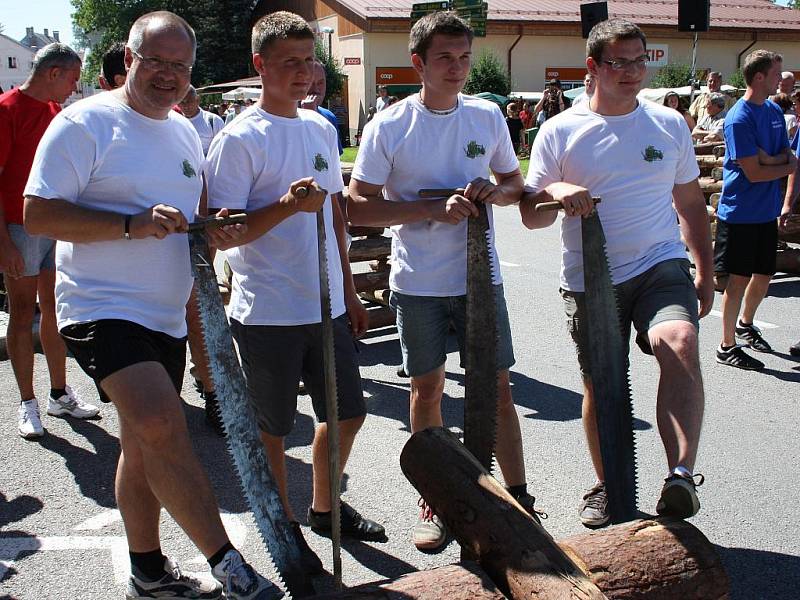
[18,398,44,439]
[735,322,773,353]
[126,557,222,599]
[47,386,100,418]
[211,549,284,600]
[656,472,704,519]
[412,498,447,551]
[579,482,609,528]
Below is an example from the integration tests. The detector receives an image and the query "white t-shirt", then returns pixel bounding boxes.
[696,112,724,137]
[352,93,519,296]
[525,100,699,292]
[375,96,388,112]
[187,108,224,155]
[206,106,345,326]
[24,92,204,337]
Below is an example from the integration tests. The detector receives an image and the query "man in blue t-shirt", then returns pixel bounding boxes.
[715,50,797,371]
[783,129,800,355]
[301,61,343,155]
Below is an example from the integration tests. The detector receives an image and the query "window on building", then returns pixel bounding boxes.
[8,57,18,69]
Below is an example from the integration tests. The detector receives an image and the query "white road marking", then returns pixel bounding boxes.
[708,310,778,329]
[186,513,247,565]
[499,260,520,267]
[73,508,121,531]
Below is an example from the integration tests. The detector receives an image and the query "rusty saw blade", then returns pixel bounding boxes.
[188,231,315,598]
[580,209,638,524]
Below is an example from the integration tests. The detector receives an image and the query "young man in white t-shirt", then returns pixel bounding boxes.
[348,11,539,552]
[23,12,282,600]
[205,12,385,571]
[520,19,714,528]
[179,85,224,155]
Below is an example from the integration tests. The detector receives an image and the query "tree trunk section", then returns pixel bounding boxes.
[353,270,390,294]
[366,305,395,330]
[400,427,607,600]
[349,237,392,263]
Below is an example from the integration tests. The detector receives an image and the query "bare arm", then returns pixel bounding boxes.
[781,163,800,227]
[463,169,524,208]
[738,153,797,182]
[672,180,714,318]
[518,181,595,230]
[332,191,368,337]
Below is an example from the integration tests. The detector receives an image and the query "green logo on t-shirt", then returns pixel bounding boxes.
[314,153,329,172]
[182,159,197,178]
[642,145,664,162]
[464,140,486,159]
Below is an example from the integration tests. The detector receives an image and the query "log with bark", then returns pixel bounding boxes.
[365,305,395,330]
[348,225,387,238]
[349,237,392,263]
[353,270,390,294]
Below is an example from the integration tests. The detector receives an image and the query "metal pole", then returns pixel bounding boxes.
[690,32,699,104]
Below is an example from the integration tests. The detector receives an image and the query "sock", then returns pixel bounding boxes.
[207,542,235,570]
[672,465,693,479]
[50,388,67,400]
[506,483,528,499]
[130,548,167,582]
[738,320,752,328]
[309,508,331,516]
[720,343,736,352]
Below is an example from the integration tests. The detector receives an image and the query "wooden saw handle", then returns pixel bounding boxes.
[535,197,601,212]
[187,213,247,231]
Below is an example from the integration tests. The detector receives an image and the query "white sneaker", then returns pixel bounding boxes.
[211,550,284,600]
[18,398,44,438]
[47,385,100,419]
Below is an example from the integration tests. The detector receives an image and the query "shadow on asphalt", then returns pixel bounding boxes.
[716,545,800,600]
[765,275,800,299]
[0,492,43,529]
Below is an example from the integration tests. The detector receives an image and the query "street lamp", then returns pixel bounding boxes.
[320,26,334,60]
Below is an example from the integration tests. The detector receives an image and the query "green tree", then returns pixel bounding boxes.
[727,68,746,90]
[315,40,345,99]
[649,62,700,88]
[463,48,511,96]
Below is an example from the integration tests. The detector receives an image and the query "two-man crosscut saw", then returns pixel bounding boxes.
[188,216,316,598]
[536,199,638,523]
[419,188,499,473]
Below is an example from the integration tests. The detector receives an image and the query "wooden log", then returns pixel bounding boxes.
[709,193,720,210]
[698,178,722,194]
[776,248,800,275]
[695,156,723,168]
[366,305,395,330]
[311,562,505,600]
[360,289,391,306]
[353,270,390,294]
[348,225,386,238]
[369,258,390,272]
[349,237,392,263]
[400,427,607,600]
[712,145,726,158]
[711,167,723,181]
[560,518,729,600]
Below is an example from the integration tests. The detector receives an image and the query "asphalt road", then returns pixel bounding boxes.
[1,206,799,599]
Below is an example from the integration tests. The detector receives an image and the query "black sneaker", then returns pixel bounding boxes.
[204,391,225,436]
[735,322,773,353]
[790,340,800,357]
[716,345,764,370]
[656,472,704,518]
[308,501,386,542]
[289,521,324,575]
[510,491,548,525]
[578,482,609,528]
[396,365,409,378]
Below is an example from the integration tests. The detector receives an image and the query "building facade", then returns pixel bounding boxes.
[0,35,34,93]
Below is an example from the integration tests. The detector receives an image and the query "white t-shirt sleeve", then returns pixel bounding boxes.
[674,118,701,185]
[490,107,520,175]
[211,114,224,137]
[205,132,256,211]
[327,123,345,195]
[24,116,95,203]
[351,120,391,186]
[524,123,562,191]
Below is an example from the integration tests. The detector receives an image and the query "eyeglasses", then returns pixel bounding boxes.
[601,55,648,71]
[131,50,193,75]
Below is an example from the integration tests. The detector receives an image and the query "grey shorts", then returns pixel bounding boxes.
[229,314,366,437]
[389,284,515,378]
[7,223,55,276]
[561,258,698,377]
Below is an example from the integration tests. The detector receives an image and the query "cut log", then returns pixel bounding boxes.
[712,145,726,158]
[776,248,800,275]
[400,427,607,600]
[695,156,723,168]
[698,178,722,195]
[348,225,386,238]
[709,193,720,210]
[353,270,390,294]
[560,518,729,600]
[349,237,392,263]
[711,167,723,181]
[369,258,390,272]
[366,305,395,330]
[311,562,505,600]
[360,289,391,306]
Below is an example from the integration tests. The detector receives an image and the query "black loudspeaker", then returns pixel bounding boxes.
[581,2,609,39]
[678,0,710,32]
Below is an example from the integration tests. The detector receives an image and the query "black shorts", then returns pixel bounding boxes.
[60,319,186,403]
[714,220,778,277]
[230,314,366,437]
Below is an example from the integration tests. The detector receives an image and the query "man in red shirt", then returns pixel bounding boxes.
[0,43,100,439]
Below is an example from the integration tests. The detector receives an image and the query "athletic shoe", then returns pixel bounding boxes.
[211,550,283,600]
[47,386,100,418]
[656,472,705,519]
[18,398,44,439]
[790,340,800,357]
[735,322,773,353]
[579,482,609,528]
[290,521,324,575]
[308,501,386,542]
[126,557,222,599]
[715,345,764,371]
[412,498,447,551]
[509,490,547,525]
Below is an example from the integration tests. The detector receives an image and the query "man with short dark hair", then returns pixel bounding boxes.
[689,71,735,124]
[691,92,726,143]
[520,18,713,528]
[0,42,100,440]
[24,12,282,599]
[349,10,539,552]
[715,50,796,371]
[375,85,389,111]
[98,41,126,90]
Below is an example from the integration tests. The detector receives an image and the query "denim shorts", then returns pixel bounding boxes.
[561,258,698,377]
[389,284,515,378]
[7,223,55,276]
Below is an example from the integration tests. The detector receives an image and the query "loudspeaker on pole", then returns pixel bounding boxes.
[678,0,710,32]
[580,2,609,39]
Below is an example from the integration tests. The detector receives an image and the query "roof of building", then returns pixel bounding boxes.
[337,0,800,31]
[0,33,35,53]
[19,29,60,51]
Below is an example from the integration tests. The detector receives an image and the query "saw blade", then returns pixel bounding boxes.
[188,231,315,598]
[316,206,342,590]
[580,210,638,524]
[464,201,499,473]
